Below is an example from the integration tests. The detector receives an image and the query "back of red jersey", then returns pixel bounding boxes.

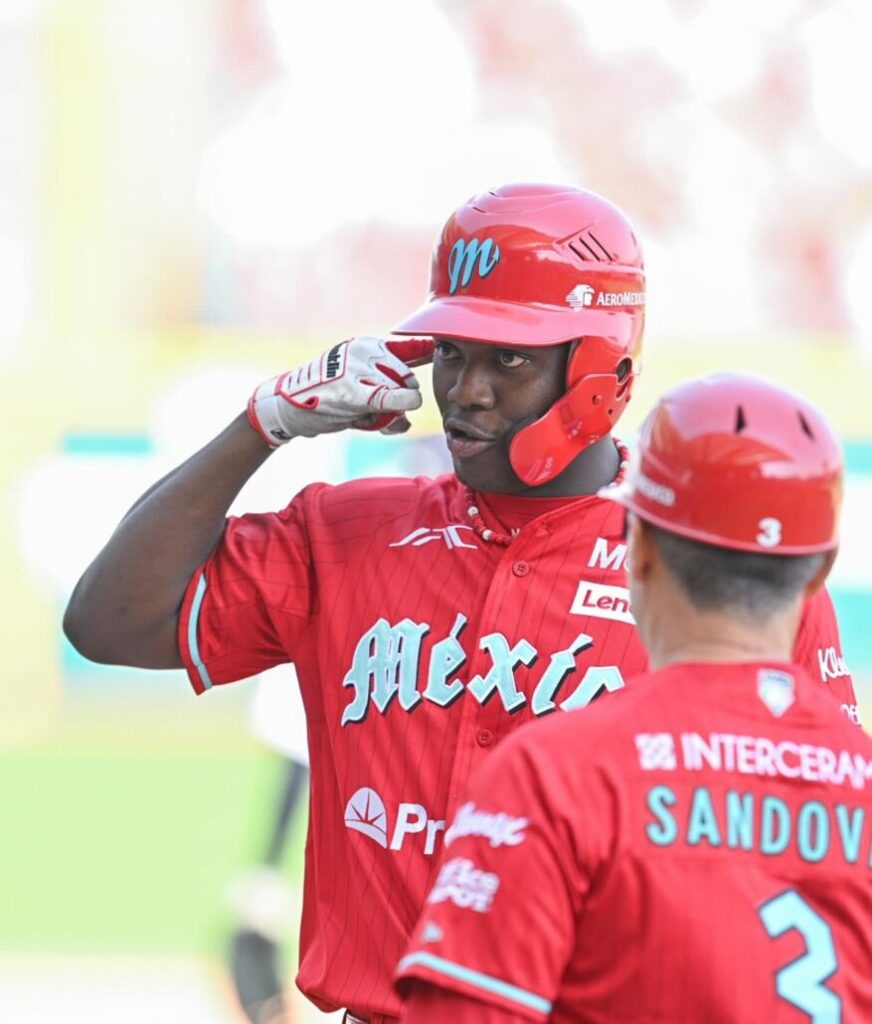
[398,663,872,1022]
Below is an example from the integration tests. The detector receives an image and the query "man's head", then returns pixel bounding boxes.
[607,373,843,663]
[393,183,644,492]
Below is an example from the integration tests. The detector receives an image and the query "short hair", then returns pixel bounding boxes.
[647,524,827,621]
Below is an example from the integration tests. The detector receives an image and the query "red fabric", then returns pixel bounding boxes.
[472,489,583,533]
[794,587,860,725]
[402,982,525,1024]
[397,663,872,1022]
[177,473,859,1018]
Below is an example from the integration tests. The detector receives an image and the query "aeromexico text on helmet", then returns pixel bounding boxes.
[340,613,626,725]
[565,283,645,309]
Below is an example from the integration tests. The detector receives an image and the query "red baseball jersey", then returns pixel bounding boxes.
[398,662,872,1023]
[176,473,858,1019]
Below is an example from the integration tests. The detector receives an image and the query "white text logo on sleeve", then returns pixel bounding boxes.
[817,646,850,682]
[445,802,528,848]
[428,857,500,913]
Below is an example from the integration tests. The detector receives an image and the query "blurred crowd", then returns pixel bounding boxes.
[3,0,872,353]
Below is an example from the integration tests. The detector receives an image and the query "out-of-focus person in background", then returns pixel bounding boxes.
[64,183,857,1024]
[398,374,872,1023]
[227,667,310,1024]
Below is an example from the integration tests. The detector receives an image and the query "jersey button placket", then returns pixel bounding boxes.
[512,559,530,577]
[476,728,495,747]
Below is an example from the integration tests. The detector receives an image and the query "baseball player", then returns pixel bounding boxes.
[63,185,859,1022]
[398,373,872,1023]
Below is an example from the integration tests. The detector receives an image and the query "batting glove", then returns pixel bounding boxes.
[247,335,434,445]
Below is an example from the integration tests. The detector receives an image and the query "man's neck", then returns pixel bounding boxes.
[514,433,622,498]
[646,609,799,671]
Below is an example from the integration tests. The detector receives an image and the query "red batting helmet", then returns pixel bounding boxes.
[606,374,843,554]
[393,183,645,486]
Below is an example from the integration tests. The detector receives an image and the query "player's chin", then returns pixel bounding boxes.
[451,451,516,494]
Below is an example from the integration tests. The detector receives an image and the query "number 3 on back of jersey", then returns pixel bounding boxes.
[759,890,841,1023]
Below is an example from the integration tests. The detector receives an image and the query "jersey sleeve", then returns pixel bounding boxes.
[793,586,861,727]
[396,732,593,1021]
[403,981,530,1024]
[178,490,317,694]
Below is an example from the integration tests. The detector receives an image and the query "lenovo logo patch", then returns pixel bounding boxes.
[570,581,635,624]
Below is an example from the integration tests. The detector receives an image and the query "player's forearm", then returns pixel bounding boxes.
[63,413,274,668]
[65,337,430,669]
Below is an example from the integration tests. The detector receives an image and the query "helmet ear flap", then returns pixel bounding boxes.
[566,339,585,387]
[615,356,633,384]
[566,338,638,399]
[509,354,637,487]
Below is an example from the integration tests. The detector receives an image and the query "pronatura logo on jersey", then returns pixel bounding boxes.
[344,786,446,855]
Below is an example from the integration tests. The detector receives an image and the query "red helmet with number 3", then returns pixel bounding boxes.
[393,183,645,486]
[606,374,843,554]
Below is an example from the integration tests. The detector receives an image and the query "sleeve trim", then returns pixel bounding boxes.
[188,571,214,691]
[397,952,552,1016]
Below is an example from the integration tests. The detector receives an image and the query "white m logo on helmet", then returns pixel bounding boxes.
[447,237,501,294]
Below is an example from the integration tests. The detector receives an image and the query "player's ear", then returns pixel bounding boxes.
[803,547,838,598]
[626,514,655,584]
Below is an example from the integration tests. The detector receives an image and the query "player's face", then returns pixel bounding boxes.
[432,338,569,493]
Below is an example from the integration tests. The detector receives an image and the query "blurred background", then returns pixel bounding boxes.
[3,0,872,1020]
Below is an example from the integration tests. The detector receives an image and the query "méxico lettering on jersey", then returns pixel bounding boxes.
[340,614,626,725]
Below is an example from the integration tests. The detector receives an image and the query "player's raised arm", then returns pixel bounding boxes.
[62,335,432,669]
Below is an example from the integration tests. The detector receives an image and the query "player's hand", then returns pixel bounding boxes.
[246,335,434,445]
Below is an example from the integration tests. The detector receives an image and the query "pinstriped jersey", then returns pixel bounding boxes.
[176,473,858,1019]
[397,663,872,1022]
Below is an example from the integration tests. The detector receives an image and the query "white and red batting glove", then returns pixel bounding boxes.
[247,335,434,445]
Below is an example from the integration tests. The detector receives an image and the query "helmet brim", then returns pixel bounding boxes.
[393,295,639,347]
[600,482,840,556]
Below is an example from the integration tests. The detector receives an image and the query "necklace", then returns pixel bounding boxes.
[464,439,630,547]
